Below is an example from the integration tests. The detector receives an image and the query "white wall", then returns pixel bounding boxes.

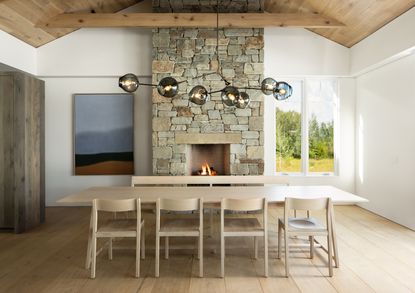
[37,28,152,76]
[264,28,350,76]
[0,30,36,74]
[351,7,415,76]
[351,7,415,230]
[355,53,415,230]
[37,27,153,206]
[44,77,152,206]
[264,28,355,192]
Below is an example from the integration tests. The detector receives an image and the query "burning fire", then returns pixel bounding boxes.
[199,161,217,176]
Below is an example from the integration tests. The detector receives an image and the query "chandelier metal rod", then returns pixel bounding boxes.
[118,1,293,104]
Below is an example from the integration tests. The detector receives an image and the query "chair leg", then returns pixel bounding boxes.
[85,215,93,269]
[277,221,282,259]
[328,234,333,277]
[199,234,203,277]
[264,232,268,278]
[254,236,258,259]
[165,237,169,259]
[90,235,97,279]
[136,234,140,278]
[309,236,314,259]
[209,208,214,237]
[197,238,200,260]
[108,238,113,260]
[331,214,339,268]
[141,222,145,260]
[155,232,160,277]
[284,230,289,277]
[221,234,225,278]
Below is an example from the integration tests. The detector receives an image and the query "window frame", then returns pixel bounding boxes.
[274,77,339,177]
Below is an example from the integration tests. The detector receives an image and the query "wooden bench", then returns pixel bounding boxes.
[131,175,289,187]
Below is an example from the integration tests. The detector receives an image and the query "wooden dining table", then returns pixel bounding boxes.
[58,185,367,205]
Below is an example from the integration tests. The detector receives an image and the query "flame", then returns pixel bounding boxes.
[200,161,216,176]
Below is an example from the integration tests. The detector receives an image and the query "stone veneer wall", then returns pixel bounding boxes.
[152,1,264,175]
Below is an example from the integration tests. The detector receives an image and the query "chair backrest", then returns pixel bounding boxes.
[93,198,138,212]
[221,198,266,212]
[92,198,141,233]
[285,197,330,211]
[284,197,332,227]
[156,198,203,232]
[157,198,202,212]
[220,198,267,231]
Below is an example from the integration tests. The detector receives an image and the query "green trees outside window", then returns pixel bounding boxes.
[308,114,334,172]
[275,79,337,174]
[276,108,301,172]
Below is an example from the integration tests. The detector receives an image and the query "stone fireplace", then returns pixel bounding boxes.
[151,0,264,175]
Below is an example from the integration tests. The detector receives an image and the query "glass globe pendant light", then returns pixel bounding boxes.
[189,85,210,105]
[261,77,277,95]
[119,74,181,98]
[221,86,239,107]
[235,92,250,109]
[119,73,139,93]
[273,81,293,101]
[157,77,179,98]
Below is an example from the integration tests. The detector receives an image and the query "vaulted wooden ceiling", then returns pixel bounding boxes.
[0,0,414,48]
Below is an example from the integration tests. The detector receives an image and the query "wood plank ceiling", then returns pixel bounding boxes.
[265,0,415,48]
[0,0,142,47]
[0,0,414,48]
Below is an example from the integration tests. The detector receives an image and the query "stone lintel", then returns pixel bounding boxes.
[175,133,242,144]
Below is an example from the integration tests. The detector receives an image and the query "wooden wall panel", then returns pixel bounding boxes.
[0,72,45,233]
[13,72,26,233]
[0,75,15,229]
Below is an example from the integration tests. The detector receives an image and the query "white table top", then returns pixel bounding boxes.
[58,185,367,205]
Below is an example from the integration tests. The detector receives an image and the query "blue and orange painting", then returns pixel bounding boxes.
[74,94,134,175]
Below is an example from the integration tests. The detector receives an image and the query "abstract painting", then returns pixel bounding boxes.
[74,94,134,175]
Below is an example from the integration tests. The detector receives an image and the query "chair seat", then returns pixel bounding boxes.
[97,219,143,234]
[160,218,200,232]
[280,217,326,231]
[224,218,263,232]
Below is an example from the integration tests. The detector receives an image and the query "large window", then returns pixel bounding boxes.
[275,79,338,175]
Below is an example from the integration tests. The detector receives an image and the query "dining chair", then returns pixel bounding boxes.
[155,197,203,277]
[278,197,334,277]
[86,198,145,279]
[220,197,268,278]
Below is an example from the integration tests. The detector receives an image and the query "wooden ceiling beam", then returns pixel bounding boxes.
[37,12,345,28]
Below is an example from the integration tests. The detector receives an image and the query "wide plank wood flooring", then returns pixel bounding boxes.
[1,205,415,293]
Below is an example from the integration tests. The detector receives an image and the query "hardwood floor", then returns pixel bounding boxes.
[1,205,414,293]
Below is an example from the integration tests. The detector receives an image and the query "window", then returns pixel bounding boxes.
[275,79,338,175]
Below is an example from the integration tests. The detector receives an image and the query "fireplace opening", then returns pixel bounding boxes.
[187,144,230,176]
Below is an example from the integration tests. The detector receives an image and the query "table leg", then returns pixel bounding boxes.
[331,207,339,267]
[85,211,93,269]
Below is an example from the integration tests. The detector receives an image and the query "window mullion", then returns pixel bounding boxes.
[301,79,309,175]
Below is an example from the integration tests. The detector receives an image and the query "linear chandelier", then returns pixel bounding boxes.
[119,2,292,107]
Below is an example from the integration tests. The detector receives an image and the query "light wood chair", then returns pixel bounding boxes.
[278,197,334,277]
[87,198,145,279]
[155,198,203,278]
[220,198,268,278]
